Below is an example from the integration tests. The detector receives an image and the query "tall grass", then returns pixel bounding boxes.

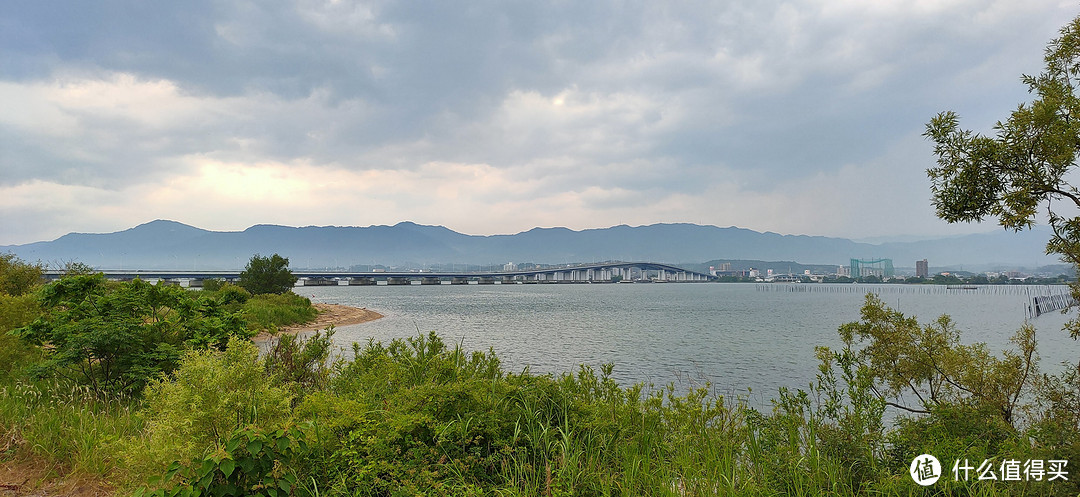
[0,377,142,479]
[3,325,1077,496]
[241,292,319,330]
[293,333,897,495]
[282,332,1075,496]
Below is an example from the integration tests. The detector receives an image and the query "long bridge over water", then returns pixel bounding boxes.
[52,261,717,286]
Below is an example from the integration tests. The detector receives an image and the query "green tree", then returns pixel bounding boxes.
[0,254,44,379]
[0,253,43,296]
[238,253,298,295]
[925,15,1080,334]
[12,275,249,395]
[834,294,1038,426]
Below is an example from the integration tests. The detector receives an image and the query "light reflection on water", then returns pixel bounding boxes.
[300,283,1077,402]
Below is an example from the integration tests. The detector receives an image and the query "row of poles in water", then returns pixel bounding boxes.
[754,283,1077,319]
[755,284,1069,295]
[1029,292,1078,319]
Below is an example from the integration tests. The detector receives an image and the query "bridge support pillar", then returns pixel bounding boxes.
[478,277,495,285]
[304,277,337,286]
[421,277,441,285]
[387,277,410,285]
[451,277,469,285]
[349,277,375,286]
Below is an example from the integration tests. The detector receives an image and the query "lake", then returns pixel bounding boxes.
[299,283,1078,402]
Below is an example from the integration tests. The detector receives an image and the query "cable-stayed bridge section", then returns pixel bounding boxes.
[55,262,717,286]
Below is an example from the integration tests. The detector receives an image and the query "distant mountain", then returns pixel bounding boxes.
[0,220,1060,270]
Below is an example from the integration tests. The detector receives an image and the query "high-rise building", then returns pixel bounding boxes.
[916,259,929,278]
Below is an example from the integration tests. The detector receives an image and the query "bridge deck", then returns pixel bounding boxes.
[45,262,717,283]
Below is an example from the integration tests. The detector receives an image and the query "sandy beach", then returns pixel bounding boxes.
[254,303,383,340]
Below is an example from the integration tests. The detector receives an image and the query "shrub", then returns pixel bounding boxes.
[201,278,225,292]
[12,276,250,395]
[265,328,338,400]
[216,283,251,305]
[138,425,311,497]
[837,294,1038,426]
[133,338,293,474]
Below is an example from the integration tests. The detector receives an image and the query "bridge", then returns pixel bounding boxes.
[47,262,717,286]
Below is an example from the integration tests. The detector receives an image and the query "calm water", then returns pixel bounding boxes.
[300,283,1078,400]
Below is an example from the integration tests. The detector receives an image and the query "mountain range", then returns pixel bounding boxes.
[0,220,1062,271]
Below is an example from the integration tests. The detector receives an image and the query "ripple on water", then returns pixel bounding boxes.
[310,283,1078,400]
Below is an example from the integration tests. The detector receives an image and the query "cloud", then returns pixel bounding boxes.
[1,0,1077,245]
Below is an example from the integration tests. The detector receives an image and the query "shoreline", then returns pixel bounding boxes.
[253,303,383,341]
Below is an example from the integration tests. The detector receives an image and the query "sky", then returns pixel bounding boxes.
[1,1,1077,246]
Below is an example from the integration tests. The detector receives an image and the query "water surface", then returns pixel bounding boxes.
[301,283,1077,399]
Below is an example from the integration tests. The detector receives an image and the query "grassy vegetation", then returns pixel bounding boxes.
[0,377,142,478]
[3,260,1080,496]
[130,331,1077,496]
[242,292,320,331]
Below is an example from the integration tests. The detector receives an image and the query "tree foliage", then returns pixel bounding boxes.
[834,294,1038,426]
[926,15,1080,334]
[0,253,43,296]
[11,275,250,395]
[238,254,297,295]
[0,255,44,379]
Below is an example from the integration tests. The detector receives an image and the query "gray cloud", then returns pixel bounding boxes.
[0,0,1076,244]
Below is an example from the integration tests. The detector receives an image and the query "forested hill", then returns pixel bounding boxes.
[0,220,1057,270]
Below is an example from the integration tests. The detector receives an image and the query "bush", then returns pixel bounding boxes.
[307,333,743,496]
[836,294,1038,426]
[199,282,250,306]
[132,338,293,474]
[216,283,251,305]
[201,278,225,292]
[138,425,311,497]
[265,328,338,400]
[12,276,250,395]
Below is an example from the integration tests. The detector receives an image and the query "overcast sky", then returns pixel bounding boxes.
[1,1,1076,245]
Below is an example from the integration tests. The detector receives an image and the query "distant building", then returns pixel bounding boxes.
[503,262,517,271]
[850,258,894,279]
[916,259,929,278]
